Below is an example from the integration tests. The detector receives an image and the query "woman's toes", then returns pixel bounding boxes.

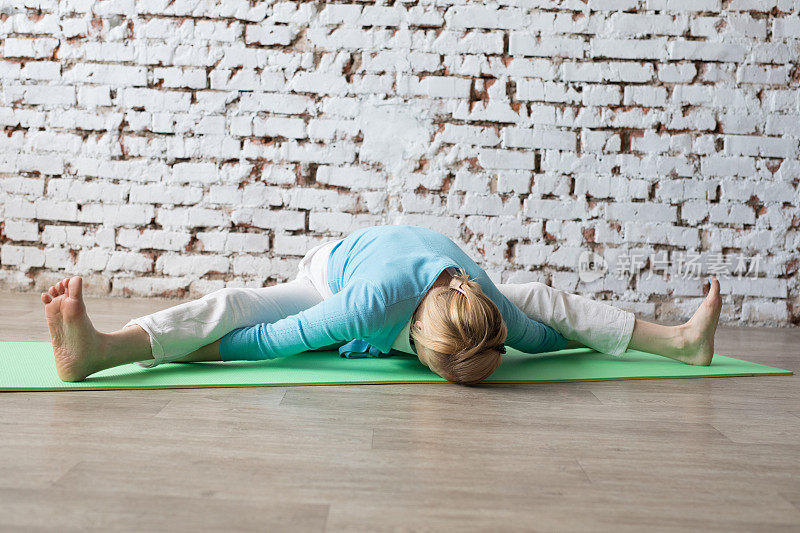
[49,285,59,298]
[707,277,721,301]
[69,276,83,299]
[41,292,52,304]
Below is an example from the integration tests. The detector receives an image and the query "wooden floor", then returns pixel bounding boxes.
[0,290,798,532]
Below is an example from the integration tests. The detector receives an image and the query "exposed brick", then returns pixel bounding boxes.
[0,0,795,326]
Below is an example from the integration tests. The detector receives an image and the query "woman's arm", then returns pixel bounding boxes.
[564,339,588,349]
[507,312,570,353]
[218,279,386,361]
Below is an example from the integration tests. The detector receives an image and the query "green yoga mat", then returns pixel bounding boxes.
[0,341,791,391]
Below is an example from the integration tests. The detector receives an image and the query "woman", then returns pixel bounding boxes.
[42,224,722,384]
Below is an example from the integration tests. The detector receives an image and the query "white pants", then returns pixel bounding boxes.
[125,240,635,368]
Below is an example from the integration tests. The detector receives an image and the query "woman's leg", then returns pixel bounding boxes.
[497,277,722,366]
[497,279,636,357]
[627,277,722,365]
[121,276,324,369]
[42,274,324,382]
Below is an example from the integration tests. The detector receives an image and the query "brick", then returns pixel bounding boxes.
[3,220,39,241]
[723,278,787,298]
[524,198,591,220]
[245,24,298,46]
[1,245,45,269]
[117,229,192,251]
[130,184,204,205]
[517,80,581,104]
[646,0,721,9]
[657,63,697,83]
[172,162,219,184]
[197,231,270,253]
[427,30,504,55]
[575,175,648,199]
[156,253,229,277]
[307,118,360,141]
[582,85,622,106]
[700,156,756,177]
[447,193,521,217]
[7,85,76,106]
[121,89,191,112]
[4,37,59,58]
[502,127,576,151]
[41,225,114,249]
[623,86,668,107]
[741,299,788,323]
[562,62,655,83]
[452,170,491,194]
[394,75,471,99]
[681,201,756,225]
[724,135,797,158]
[318,4,363,25]
[32,198,81,222]
[510,34,585,58]
[607,13,688,36]
[153,67,207,89]
[625,223,700,248]
[64,64,147,86]
[773,16,800,39]
[232,208,305,231]
[211,69,284,92]
[19,65,62,85]
[272,2,319,25]
[668,41,747,62]
[156,207,228,228]
[231,255,273,277]
[690,15,766,40]
[273,233,327,255]
[737,65,790,86]
[316,165,386,189]
[590,39,668,60]
[477,149,536,170]
[253,117,306,139]
[46,178,128,203]
[606,202,677,223]
[286,71,348,96]
[75,250,152,273]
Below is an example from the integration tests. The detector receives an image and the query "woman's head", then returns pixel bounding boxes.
[410,268,507,385]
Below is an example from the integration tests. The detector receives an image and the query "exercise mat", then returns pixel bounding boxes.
[0,341,791,391]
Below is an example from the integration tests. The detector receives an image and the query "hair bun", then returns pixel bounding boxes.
[449,276,467,295]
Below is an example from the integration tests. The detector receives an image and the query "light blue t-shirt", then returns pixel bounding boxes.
[219,224,567,361]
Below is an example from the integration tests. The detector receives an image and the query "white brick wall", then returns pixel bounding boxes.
[0,0,798,325]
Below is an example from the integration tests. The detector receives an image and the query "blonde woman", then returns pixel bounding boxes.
[42,224,722,385]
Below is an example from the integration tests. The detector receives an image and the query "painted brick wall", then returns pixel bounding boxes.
[1,0,798,326]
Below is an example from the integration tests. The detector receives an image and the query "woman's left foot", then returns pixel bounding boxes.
[41,276,106,382]
[677,277,722,366]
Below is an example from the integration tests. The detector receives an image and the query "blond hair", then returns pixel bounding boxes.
[410,267,507,385]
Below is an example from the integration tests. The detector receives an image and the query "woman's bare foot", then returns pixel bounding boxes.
[676,277,723,366]
[41,276,106,382]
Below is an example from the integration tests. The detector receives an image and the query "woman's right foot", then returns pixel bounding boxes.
[676,277,722,366]
[41,276,106,382]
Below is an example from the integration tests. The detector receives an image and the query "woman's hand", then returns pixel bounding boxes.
[564,339,590,350]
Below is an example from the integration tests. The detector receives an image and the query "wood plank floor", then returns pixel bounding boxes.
[0,290,798,532]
